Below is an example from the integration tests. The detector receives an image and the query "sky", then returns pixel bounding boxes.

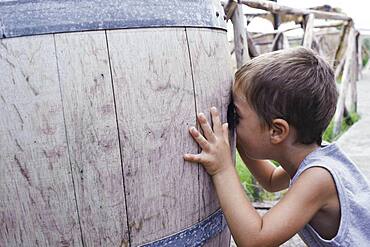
[238,0,370,36]
[279,0,370,32]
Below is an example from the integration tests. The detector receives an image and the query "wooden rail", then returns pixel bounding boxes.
[240,0,351,21]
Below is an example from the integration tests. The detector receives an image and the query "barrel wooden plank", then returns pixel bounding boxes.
[186,28,234,245]
[0,35,81,246]
[205,222,231,247]
[106,28,200,246]
[219,226,232,246]
[54,31,129,246]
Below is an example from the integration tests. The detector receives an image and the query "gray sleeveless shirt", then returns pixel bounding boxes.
[289,143,370,246]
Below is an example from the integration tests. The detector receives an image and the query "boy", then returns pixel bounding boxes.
[184,47,370,246]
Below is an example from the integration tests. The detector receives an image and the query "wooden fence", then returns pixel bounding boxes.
[224,0,363,138]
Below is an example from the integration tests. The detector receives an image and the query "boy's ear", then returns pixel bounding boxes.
[269,118,289,144]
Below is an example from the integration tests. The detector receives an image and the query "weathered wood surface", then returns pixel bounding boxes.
[271,32,290,51]
[207,225,230,247]
[333,26,356,136]
[106,28,200,246]
[334,23,351,69]
[0,35,81,246]
[348,30,359,113]
[252,22,343,40]
[241,0,350,21]
[186,28,234,246]
[315,30,342,66]
[312,37,325,57]
[224,0,238,21]
[346,31,359,113]
[335,55,346,81]
[1,27,233,246]
[54,31,129,246]
[357,34,363,79]
[219,226,232,247]
[247,32,260,58]
[252,33,275,54]
[303,14,315,49]
[231,3,250,68]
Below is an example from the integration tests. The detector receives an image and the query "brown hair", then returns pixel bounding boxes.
[234,47,338,145]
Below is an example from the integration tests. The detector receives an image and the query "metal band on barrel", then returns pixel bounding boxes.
[0,0,226,39]
[140,209,227,247]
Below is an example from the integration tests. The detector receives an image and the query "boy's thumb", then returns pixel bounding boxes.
[222,123,229,141]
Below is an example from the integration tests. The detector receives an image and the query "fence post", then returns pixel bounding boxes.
[230,0,250,68]
[346,31,360,112]
[333,25,356,136]
[357,32,363,79]
[303,13,315,49]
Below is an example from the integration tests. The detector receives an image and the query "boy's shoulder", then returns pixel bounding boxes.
[290,166,337,200]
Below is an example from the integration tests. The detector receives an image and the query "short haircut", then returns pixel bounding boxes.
[233,47,338,145]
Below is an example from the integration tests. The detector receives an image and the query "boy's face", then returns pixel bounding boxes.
[233,93,272,160]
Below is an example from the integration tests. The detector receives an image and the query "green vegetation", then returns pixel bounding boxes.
[236,111,360,202]
[363,38,370,67]
[236,152,281,202]
[236,153,255,200]
[323,111,360,142]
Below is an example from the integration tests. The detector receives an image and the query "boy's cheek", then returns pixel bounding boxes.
[235,130,242,145]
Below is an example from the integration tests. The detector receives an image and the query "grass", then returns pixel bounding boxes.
[236,111,360,202]
[236,152,281,202]
[323,111,360,142]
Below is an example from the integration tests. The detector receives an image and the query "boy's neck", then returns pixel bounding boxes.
[275,142,320,179]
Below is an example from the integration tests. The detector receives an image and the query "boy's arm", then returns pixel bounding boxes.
[212,165,335,247]
[184,108,336,246]
[237,144,290,192]
[237,145,290,192]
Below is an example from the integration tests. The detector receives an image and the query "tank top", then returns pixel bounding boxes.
[289,143,370,246]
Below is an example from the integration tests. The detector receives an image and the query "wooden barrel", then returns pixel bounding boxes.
[0,1,234,246]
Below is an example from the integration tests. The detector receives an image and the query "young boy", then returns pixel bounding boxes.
[183,47,370,246]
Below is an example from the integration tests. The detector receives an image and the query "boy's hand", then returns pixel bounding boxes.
[184,107,233,177]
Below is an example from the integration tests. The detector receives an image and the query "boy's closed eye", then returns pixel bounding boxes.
[227,101,240,129]
[234,108,240,125]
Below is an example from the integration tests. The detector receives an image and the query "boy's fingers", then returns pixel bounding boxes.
[183,153,203,163]
[210,107,222,135]
[189,127,210,151]
[197,113,216,142]
[222,123,230,145]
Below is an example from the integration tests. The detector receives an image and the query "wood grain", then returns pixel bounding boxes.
[186,28,234,246]
[303,13,315,49]
[0,35,81,246]
[54,31,129,246]
[0,27,234,246]
[219,225,232,247]
[334,26,356,136]
[231,3,250,68]
[316,31,341,66]
[106,28,200,246]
